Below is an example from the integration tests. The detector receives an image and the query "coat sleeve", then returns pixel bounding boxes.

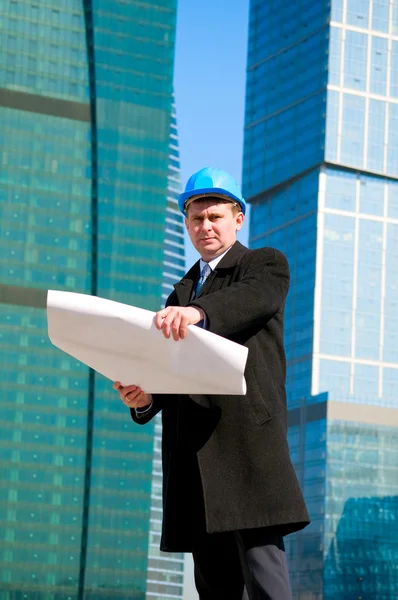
[189,248,289,338]
[129,394,172,425]
[130,394,163,425]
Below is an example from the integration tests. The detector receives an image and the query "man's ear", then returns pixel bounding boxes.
[236,213,244,231]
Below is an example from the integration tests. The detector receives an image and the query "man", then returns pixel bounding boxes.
[114,167,310,599]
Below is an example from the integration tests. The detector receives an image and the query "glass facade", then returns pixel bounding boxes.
[323,421,398,600]
[244,0,398,597]
[250,171,319,406]
[0,1,178,599]
[318,169,398,407]
[243,1,329,198]
[287,417,327,596]
[326,9,398,177]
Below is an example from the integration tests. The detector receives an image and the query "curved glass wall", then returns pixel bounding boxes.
[0,1,177,598]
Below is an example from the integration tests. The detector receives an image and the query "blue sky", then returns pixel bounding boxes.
[173,0,250,267]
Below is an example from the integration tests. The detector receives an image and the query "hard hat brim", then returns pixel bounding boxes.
[184,193,240,211]
[179,187,245,215]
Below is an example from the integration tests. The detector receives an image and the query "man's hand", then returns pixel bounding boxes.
[113,381,152,410]
[154,306,204,341]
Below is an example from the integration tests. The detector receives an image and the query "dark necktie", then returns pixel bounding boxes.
[195,263,211,297]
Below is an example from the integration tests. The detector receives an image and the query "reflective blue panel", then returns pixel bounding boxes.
[0,3,89,102]
[383,368,398,405]
[383,223,398,363]
[329,26,342,86]
[243,1,329,196]
[340,94,365,168]
[324,421,398,600]
[355,219,383,360]
[286,419,327,598]
[249,171,319,407]
[247,0,329,64]
[391,41,398,98]
[319,359,351,396]
[393,0,398,35]
[0,107,92,291]
[387,104,398,176]
[353,363,380,399]
[346,0,370,27]
[325,90,339,162]
[321,213,355,356]
[387,180,398,219]
[372,0,390,32]
[324,168,356,211]
[331,0,344,22]
[369,36,388,95]
[344,30,368,91]
[244,91,326,196]
[0,304,88,595]
[359,173,385,216]
[367,100,385,174]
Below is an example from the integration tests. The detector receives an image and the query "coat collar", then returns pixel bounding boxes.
[209,240,248,270]
[173,241,248,306]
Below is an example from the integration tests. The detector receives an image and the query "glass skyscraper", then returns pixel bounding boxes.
[243,1,398,598]
[0,1,179,598]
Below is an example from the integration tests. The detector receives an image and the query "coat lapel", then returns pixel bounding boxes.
[172,242,249,305]
[173,262,199,306]
[195,241,248,299]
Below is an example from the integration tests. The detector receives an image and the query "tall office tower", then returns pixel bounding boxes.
[0,1,177,598]
[243,1,398,598]
[145,101,185,600]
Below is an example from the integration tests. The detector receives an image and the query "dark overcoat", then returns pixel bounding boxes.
[131,241,310,551]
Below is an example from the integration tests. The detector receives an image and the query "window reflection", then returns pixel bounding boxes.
[344,31,368,91]
[369,36,388,96]
[341,94,365,167]
[346,0,370,27]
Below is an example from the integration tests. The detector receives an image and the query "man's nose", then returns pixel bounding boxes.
[201,219,212,231]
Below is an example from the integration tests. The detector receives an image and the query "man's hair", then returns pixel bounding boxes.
[186,197,241,216]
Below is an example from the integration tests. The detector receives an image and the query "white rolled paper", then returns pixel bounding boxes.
[47,290,248,395]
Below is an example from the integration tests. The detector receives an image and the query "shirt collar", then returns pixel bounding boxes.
[199,245,233,273]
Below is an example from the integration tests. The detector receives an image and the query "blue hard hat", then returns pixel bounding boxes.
[178,167,246,215]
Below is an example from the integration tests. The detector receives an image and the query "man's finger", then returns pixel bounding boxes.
[124,395,139,408]
[126,388,141,401]
[179,315,189,340]
[127,391,151,409]
[155,307,170,330]
[171,314,182,341]
[122,388,142,404]
[161,320,170,339]
[120,385,139,401]
[161,309,176,339]
[120,384,138,396]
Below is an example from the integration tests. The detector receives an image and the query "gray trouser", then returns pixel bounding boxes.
[191,527,293,600]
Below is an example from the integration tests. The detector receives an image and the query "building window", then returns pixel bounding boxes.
[344,30,368,91]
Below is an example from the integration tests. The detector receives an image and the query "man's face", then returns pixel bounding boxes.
[185,199,244,261]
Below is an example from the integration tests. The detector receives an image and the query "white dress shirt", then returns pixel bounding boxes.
[198,245,232,276]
